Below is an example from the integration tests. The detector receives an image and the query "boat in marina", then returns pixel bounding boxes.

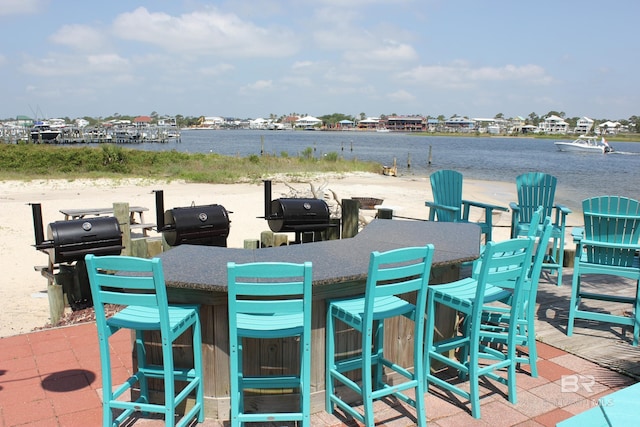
[30,122,61,142]
[554,135,613,154]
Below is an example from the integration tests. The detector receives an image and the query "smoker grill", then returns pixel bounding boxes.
[31,203,123,265]
[262,180,332,242]
[31,203,123,310]
[155,190,230,247]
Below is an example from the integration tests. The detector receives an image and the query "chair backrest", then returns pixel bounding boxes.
[515,172,557,224]
[227,261,313,333]
[364,245,435,324]
[430,169,463,222]
[85,254,170,330]
[473,237,535,318]
[581,196,640,267]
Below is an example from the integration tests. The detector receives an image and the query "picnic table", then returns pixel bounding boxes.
[59,206,155,236]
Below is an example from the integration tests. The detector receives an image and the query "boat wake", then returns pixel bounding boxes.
[608,151,640,156]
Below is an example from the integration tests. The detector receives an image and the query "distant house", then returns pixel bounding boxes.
[598,120,621,135]
[386,116,424,132]
[357,117,379,130]
[444,117,475,132]
[538,115,568,134]
[574,117,594,134]
[337,119,355,129]
[295,115,323,129]
[134,116,152,127]
[426,118,440,132]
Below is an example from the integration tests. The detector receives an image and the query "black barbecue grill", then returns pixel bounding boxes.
[155,190,231,247]
[262,180,333,243]
[31,203,123,265]
[31,203,123,310]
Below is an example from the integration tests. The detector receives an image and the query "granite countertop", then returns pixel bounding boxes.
[158,219,481,292]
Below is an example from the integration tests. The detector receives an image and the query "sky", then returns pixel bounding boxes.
[1,0,637,121]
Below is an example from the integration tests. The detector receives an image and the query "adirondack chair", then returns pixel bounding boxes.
[426,169,508,242]
[510,172,572,286]
[567,196,640,346]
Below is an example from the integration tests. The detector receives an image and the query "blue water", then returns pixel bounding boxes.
[103,129,640,211]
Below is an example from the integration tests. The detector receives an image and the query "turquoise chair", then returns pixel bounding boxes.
[567,196,640,346]
[425,237,535,419]
[478,212,554,378]
[510,172,572,286]
[426,169,508,242]
[85,254,204,427]
[326,245,435,427]
[227,261,313,427]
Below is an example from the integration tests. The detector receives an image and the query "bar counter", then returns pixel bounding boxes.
[151,219,481,419]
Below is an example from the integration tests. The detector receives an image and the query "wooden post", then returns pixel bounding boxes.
[377,208,393,219]
[260,230,274,247]
[114,203,131,256]
[48,281,65,325]
[322,218,341,241]
[274,233,289,246]
[244,239,260,249]
[341,198,360,238]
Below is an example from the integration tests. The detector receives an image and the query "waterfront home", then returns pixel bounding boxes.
[538,114,569,134]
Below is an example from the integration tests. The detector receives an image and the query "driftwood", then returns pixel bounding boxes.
[281,181,373,228]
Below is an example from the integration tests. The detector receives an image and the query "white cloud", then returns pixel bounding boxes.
[247,80,273,90]
[292,61,314,70]
[240,79,274,94]
[112,7,299,58]
[199,64,235,76]
[0,0,45,16]
[398,62,552,88]
[388,89,415,103]
[345,40,418,67]
[49,24,108,51]
[21,53,129,76]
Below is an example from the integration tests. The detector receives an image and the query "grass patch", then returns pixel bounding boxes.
[0,144,381,183]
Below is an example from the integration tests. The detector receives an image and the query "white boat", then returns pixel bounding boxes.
[376,127,390,133]
[30,122,61,142]
[554,135,613,154]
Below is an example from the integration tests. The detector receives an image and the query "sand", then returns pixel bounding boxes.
[0,173,517,338]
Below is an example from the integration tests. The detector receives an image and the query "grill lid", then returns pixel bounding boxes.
[267,198,330,233]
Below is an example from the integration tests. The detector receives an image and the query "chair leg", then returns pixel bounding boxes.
[526,317,539,378]
[230,335,240,427]
[99,334,114,427]
[192,318,205,422]
[325,308,336,414]
[373,320,384,390]
[162,338,176,427]
[633,284,640,347]
[135,330,149,405]
[567,273,581,337]
[468,327,481,419]
[301,325,311,426]
[424,293,436,390]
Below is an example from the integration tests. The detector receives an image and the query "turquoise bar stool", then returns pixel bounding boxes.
[478,214,554,378]
[425,237,535,419]
[85,254,204,427]
[326,245,435,427]
[227,261,313,427]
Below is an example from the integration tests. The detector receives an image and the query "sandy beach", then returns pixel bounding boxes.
[0,173,518,338]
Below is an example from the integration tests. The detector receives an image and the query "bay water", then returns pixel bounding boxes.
[109,129,640,212]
